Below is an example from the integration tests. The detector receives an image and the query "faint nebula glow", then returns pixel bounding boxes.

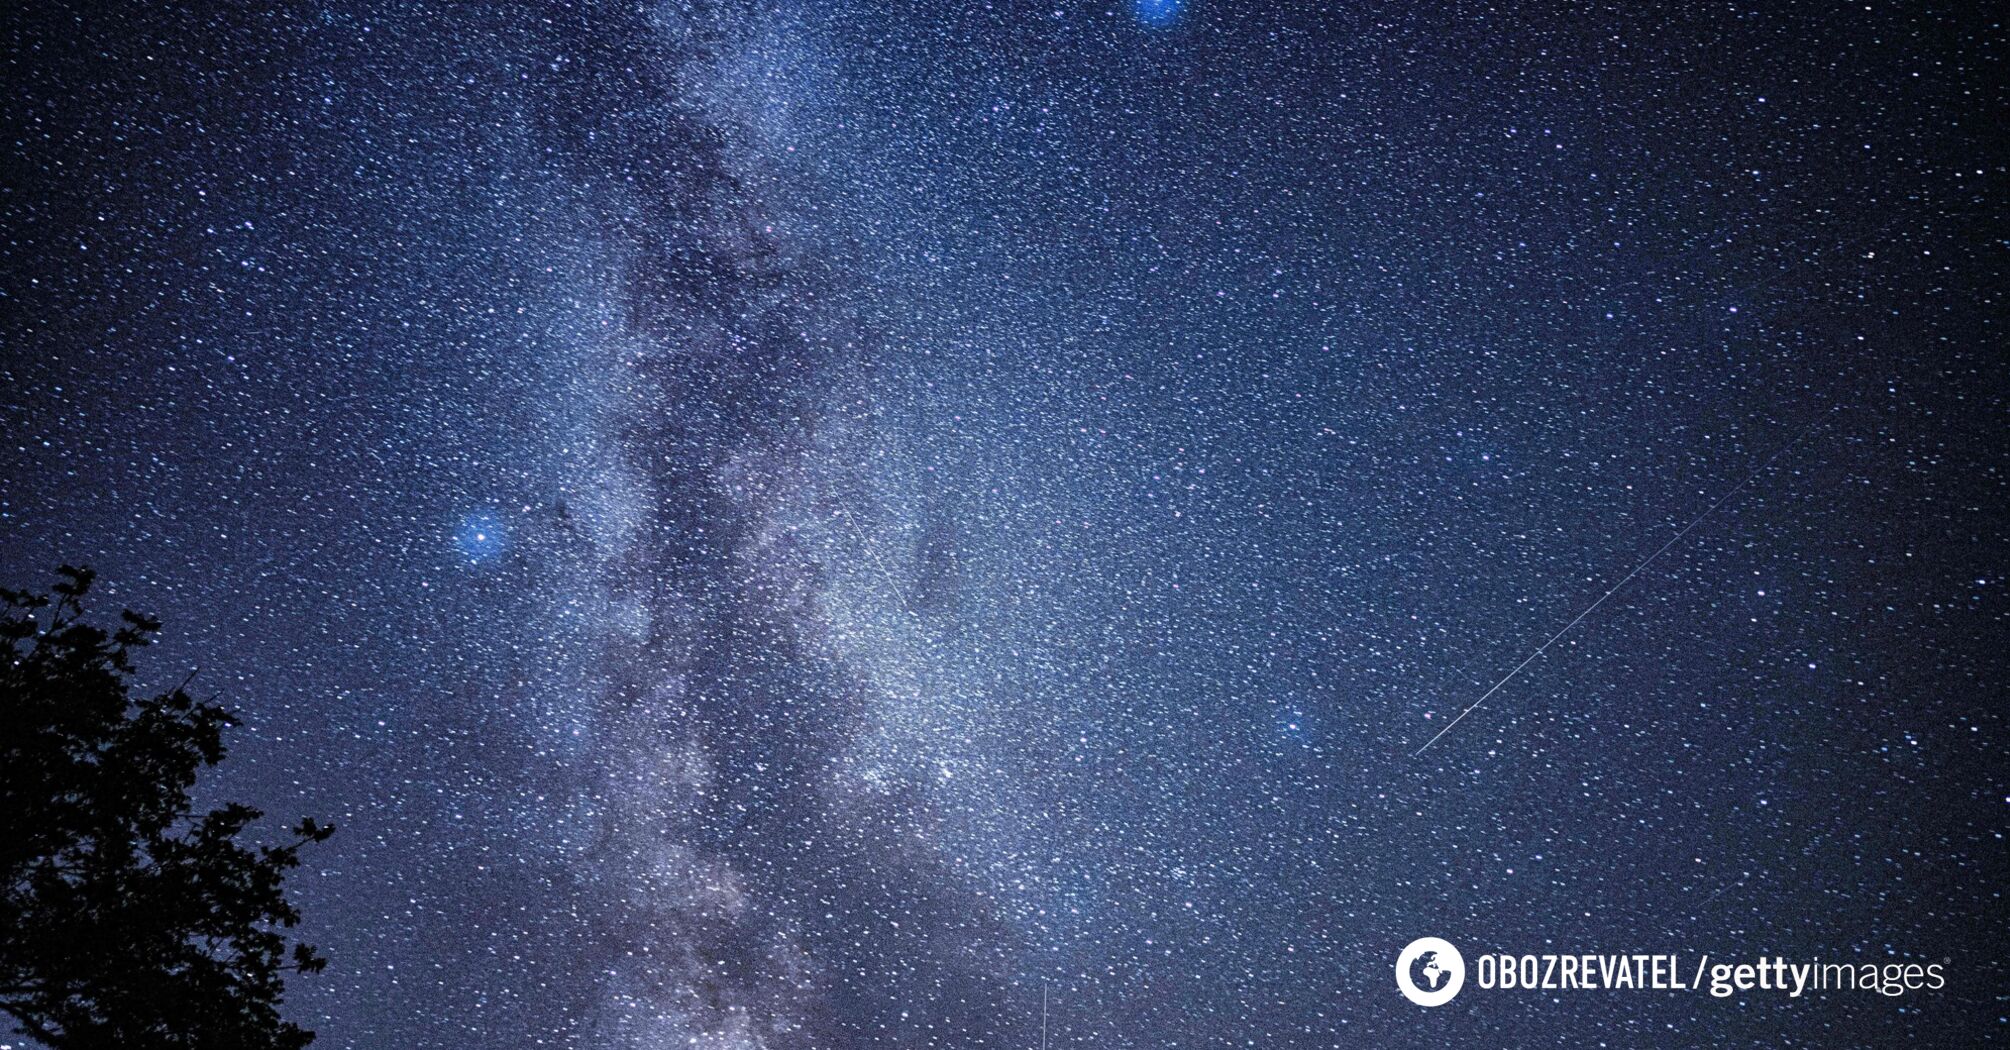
[1137,0,1183,28]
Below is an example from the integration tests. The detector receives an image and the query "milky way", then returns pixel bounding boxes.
[3,1,2002,1046]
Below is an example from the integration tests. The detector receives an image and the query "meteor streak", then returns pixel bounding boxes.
[1413,414,1829,756]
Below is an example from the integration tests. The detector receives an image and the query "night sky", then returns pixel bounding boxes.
[3,1,2003,1046]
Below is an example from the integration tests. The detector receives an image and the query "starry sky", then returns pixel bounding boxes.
[2,1,2003,1046]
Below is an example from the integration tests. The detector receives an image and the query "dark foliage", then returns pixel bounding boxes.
[1,567,333,1049]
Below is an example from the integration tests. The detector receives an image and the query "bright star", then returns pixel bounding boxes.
[455,511,507,563]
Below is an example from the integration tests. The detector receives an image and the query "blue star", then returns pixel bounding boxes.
[1136,0,1183,28]
[455,511,507,563]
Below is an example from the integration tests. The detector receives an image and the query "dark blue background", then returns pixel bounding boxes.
[3,1,2001,1045]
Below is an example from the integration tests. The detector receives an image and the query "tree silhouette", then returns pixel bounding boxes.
[1,566,333,1049]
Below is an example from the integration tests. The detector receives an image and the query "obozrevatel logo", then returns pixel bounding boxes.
[1396,937,1466,1006]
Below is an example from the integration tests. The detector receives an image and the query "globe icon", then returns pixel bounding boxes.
[1397,937,1465,1006]
[1409,950,1450,993]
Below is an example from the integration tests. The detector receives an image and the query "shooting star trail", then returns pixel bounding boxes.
[1039,982,1048,1050]
[1413,413,1830,756]
[836,501,926,629]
